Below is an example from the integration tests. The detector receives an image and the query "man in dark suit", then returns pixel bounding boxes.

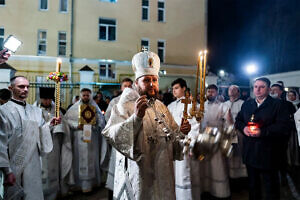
[235,77,291,200]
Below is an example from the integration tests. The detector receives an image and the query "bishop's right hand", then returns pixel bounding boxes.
[135,95,148,118]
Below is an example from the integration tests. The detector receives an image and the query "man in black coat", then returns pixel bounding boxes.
[235,77,291,200]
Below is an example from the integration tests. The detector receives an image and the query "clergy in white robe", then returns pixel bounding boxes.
[33,87,73,200]
[167,78,200,200]
[221,85,247,179]
[0,76,54,200]
[105,78,133,195]
[199,84,230,198]
[102,51,191,200]
[64,88,106,193]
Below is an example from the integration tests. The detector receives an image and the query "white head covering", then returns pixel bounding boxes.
[132,51,160,80]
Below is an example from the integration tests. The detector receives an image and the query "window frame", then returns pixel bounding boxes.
[100,0,117,3]
[157,40,166,63]
[59,0,68,13]
[157,0,165,22]
[142,0,150,21]
[37,30,47,56]
[58,31,67,56]
[39,0,48,11]
[99,62,115,79]
[0,0,5,6]
[98,18,117,41]
[0,27,4,50]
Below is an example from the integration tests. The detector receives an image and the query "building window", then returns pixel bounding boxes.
[37,30,47,55]
[157,40,165,63]
[59,0,68,12]
[158,0,165,22]
[99,63,115,79]
[58,32,67,56]
[99,18,116,41]
[0,0,5,5]
[39,0,48,10]
[142,0,149,21]
[0,28,4,50]
[141,39,149,51]
[100,0,117,2]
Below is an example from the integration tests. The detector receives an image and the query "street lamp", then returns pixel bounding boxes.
[219,69,225,77]
[245,63,258,75]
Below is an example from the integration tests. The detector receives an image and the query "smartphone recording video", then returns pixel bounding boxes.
[3,35,22,53]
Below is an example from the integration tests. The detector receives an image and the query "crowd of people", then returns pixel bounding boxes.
[0,49,300,200]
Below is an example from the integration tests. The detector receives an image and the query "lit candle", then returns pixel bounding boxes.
[56,58,62,72]
[202,50,207,95]
[199,53,203,96]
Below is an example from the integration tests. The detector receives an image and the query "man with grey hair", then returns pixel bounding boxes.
[222,85,247,190]
[0,76,55,200]
[102,51,191,200]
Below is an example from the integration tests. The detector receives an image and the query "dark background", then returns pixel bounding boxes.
[207,0,300,84]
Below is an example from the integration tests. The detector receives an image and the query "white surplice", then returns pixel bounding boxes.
[64,100,106,192]
[168,97,201,200]
[199,99,230,198]
[0,100,53,200]
[33,101,73,199]
[222,99,247,178]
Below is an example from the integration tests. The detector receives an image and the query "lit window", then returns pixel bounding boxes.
[37,30,47,55]
[158,0,165,22]
[40,0,48,10]
[59,0,67,12]
[58,32,67,56]
[99,18,116,41]
[157,40,165,63]
[142,0,149,21]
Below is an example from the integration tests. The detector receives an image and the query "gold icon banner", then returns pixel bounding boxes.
[79,104,96,125]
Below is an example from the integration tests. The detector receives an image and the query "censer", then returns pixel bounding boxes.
[181,50,235,161]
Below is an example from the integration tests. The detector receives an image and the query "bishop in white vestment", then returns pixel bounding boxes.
[102,51,191,200]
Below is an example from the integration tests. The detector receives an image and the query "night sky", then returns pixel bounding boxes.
[207,0,300,84]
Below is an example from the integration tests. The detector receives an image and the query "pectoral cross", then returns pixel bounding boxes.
[181,91,192,120]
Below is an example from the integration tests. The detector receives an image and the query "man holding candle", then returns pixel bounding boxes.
[0,76,57,200]
[235,77,291,200]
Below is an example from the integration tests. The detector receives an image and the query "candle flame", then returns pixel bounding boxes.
[57,58,62,64]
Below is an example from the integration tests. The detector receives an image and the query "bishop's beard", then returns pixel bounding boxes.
[136,86,159,100]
